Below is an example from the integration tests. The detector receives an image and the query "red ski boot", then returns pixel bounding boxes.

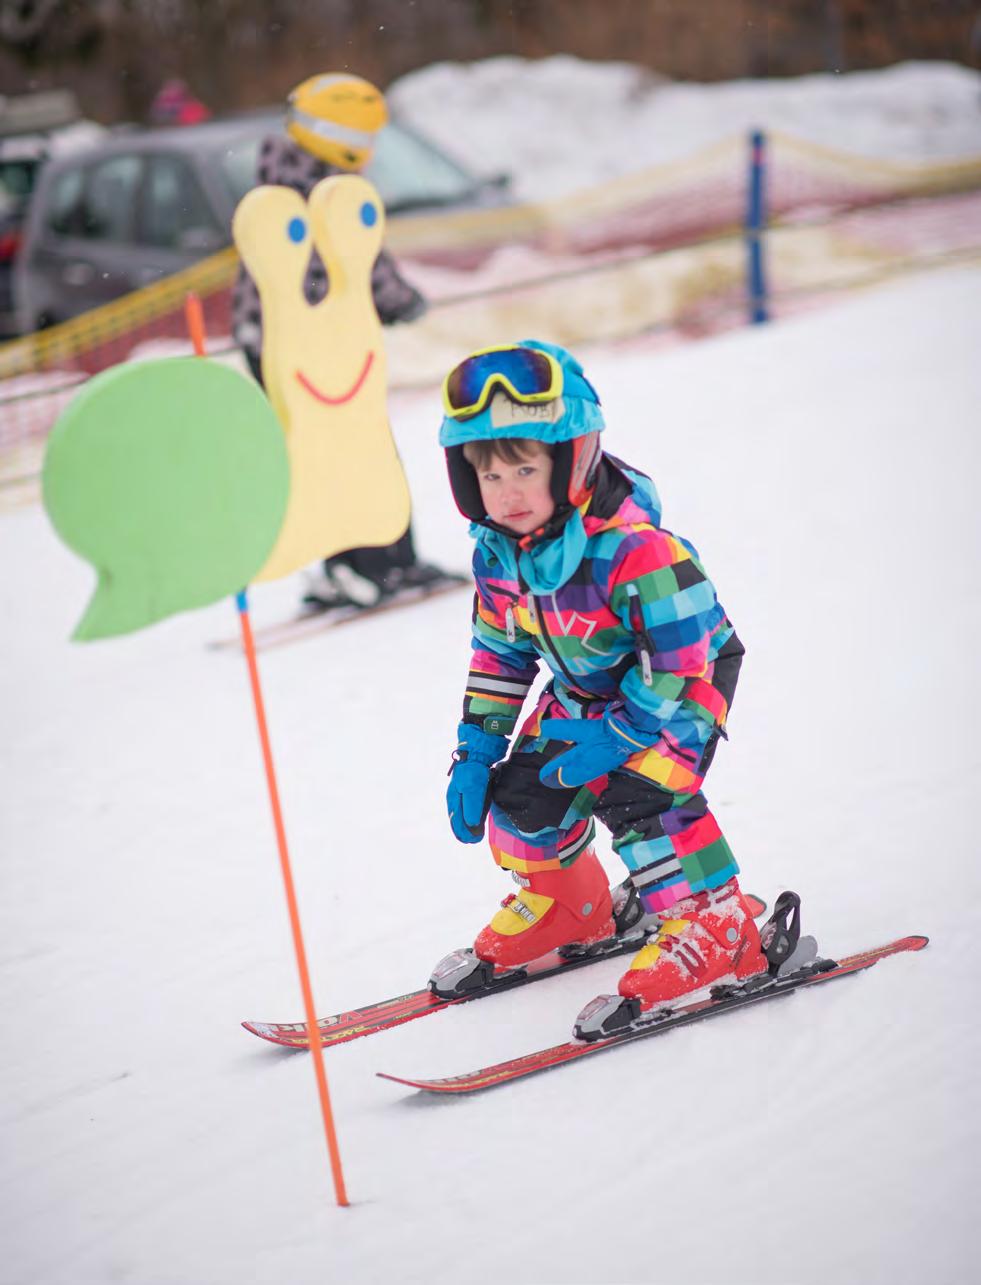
[474,849,615,969]
[618,878,766,1008]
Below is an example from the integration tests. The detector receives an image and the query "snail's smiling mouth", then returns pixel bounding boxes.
[295,351,374,405]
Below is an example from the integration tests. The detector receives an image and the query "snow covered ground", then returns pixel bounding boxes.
[390,58,981,199]
[2,262,978,1285]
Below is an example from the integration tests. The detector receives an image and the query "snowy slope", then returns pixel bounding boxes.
[1,264,977,1285]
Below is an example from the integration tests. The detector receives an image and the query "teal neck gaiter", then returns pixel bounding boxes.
[474,509,588,596]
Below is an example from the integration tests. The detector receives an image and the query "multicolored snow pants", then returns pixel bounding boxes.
[487,638,743,914]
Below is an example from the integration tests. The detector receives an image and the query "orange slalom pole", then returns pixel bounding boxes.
[184,292,349,1208]
[235,590,349,1207]
[185,290,207,357]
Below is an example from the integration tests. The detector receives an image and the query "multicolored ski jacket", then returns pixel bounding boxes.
[462,456,738,751]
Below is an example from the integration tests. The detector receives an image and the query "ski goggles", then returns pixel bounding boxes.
[442,345,564,420]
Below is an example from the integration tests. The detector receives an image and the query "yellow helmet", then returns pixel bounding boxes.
[285,73,388,170]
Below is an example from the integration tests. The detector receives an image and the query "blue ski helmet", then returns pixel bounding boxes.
[440,339,605,528]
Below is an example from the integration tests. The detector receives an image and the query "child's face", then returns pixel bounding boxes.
[476,445,555,536]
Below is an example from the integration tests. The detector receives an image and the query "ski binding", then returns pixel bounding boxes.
[573,891,820,1042]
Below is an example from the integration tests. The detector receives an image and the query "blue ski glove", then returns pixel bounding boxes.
[539,714,650,789]
[447,722,509,844]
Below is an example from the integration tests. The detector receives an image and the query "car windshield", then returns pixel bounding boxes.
[367,124,476,211]
[218,135,263,206]
[214,120,477,214]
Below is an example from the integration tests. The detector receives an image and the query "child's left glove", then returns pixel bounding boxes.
[539,713,649,789]
[446,722,509,844]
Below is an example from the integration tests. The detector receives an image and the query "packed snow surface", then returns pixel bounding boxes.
[2,263,978,1284]
[390,57,981,198]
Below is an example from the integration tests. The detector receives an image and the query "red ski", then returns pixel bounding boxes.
[242,935,647,1050]
[243,894,768,1050]
[376,934,928,1095]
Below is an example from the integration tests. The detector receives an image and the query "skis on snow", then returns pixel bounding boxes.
[242,894,769,1050]
[243,931,651,1050]
[376,932,928,1095]
[243,893,927,1095]
[209,577,468,654]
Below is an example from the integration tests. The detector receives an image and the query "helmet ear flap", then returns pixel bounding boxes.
[567,431,602,507]
[445,446,486,521]
[547,431,601,512]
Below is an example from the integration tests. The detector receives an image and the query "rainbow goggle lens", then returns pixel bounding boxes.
[442,345,563,420]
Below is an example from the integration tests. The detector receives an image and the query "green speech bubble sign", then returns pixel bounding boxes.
[42,357,289,640]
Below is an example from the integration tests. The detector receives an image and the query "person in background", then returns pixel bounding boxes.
[233,72,459,610]
[149,79,211,127]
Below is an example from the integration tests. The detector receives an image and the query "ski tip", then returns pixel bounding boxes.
[242,1020,277,1038]
[376,1071,449,1093]
[377,1069,484,1094]
[242,1020,310,1049]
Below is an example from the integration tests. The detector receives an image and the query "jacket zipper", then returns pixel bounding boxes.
[529,592,578,688]
[626,584,654,687]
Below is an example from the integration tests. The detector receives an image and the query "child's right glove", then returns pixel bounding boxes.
[538,712,649,789]
[446,722,509,844]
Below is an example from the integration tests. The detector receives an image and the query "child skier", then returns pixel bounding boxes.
[438,340,766,1023]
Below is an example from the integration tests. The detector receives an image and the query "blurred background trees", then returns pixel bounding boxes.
[1,0,979,125]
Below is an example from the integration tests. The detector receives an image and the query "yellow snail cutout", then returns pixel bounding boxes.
[233,175,411,582]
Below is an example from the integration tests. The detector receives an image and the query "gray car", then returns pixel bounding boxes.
[0,101,106,336]
[13,113,508,334]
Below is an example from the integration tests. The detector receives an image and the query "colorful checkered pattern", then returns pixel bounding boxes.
[487,690,738,910]
[610,796,736,912]
[459,456,742,913]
